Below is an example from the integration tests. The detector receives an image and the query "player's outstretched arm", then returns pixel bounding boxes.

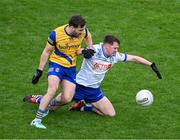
[150,62,162,79]
[126,54,152,66]
[126,54,162,79]
[32,42,54,84]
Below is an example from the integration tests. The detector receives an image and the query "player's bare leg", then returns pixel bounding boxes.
[68,97,115,117]
[31,75,60,129]
[91,107,104,116]
[92,96,116,117]
[39,76,60,111]
[57,79,76,105]
[46,80,76,111]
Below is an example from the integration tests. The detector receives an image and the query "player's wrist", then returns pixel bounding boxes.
[32,69,43,84]
[36,69,43,77]
[150,62,162,79]
[37,69,43,73]
[150,62,155,68]
[82,49,95,59]
[150,62,158,72]
[81,48,87,54]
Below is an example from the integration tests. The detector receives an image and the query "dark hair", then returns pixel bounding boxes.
[103,35,120,45]
[68,15,86,28]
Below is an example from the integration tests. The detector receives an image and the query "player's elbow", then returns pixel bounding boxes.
[61,94,73,104]
[61,97,72,104]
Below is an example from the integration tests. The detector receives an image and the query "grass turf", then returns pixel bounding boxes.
[0,0,180,138]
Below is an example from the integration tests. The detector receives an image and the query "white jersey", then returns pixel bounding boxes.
[76,43,127,88]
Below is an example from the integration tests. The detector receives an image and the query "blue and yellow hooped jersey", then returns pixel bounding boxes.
[48,24,88,67]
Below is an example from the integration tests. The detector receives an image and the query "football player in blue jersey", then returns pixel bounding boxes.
[30,15,95,129]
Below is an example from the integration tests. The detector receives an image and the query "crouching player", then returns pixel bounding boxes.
[24,35,162,117]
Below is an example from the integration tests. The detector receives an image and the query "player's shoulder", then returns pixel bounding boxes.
[93,43,103,52]
[54,24,67,32]
[52,24,68,39]
[114,52,127,62]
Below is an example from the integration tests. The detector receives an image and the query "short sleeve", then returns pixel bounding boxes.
[116,53,127,62]
[48,31,56,46]
[85,28,89,38]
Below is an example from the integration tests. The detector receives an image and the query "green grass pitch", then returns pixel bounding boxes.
[0,0,180,139]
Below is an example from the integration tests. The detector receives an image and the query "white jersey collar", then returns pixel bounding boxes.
[100,43,109,58]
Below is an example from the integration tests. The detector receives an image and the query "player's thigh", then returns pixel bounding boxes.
[47,75,60,96]
[61,79,76,101]
[92,96,116,117]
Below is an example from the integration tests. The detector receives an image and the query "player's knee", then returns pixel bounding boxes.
[63,97,72,104]
[61,94,73,104]
[109,112,116,117]
[106,110,116,117]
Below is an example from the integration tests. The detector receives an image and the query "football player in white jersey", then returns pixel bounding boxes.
[67,35,162,116]
[24,35,162,117]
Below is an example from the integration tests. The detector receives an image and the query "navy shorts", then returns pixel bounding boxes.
[48,61,76,84]
[73,83,104,103]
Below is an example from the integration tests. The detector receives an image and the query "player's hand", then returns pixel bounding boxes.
[82,49,95,59]
[150,62,162,79]
[32,69,43,84]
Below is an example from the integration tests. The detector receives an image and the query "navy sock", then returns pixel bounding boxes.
[81,104,93,112]
[36,96,42,104]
